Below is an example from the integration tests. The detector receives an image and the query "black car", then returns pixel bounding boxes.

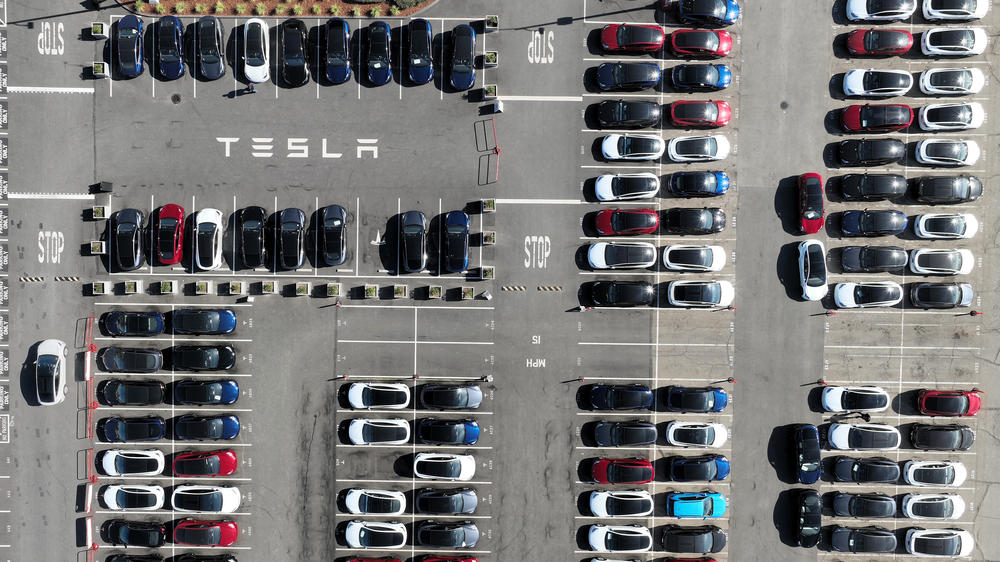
[269,208,306,270]
[367,21,392,86]
[101,380,165,406]
[663,207,727,234]
[156,16,184,80]
[416,418,479,445]
[450,24,476,90]
[910,282,973,309]
[590,384,654,410]
[589,280,656,307]
[841,209,908,237]
[832,455,900,483]
[171,308,236,335]
[175,555,237,562]
[195,16,226,80]
[103,519,166,548]
[174,414,240,440]
[400,210,428,273]
[669,281,732,309]
[910,424,974,450]
[98,347,163,373]
[324,18,351,84]
[678,0,740,26]
[407,18,434,84]
[102,416,167,442]
[797,489,821,548]
[415,487,478,515]
[597,99,662,128]
[661,525,727,554]
[104,311,165,337]
[112,208,144,272]
[279,19,310,87]
[834,492,896,517]
[173,379,240,406]
[831,525,896,553]
[838,138,905,166]
[669,171,729,197]
[915,175,982,204]
[671,63,730,90]
[795,424,822,484]
[317,204,348,266]
[840,173,907,201]
[593,420,657,446]
[841,245,908,273]
[420,384,483,409]
[665,386,727,413]
[171,345,236,371]
[108,555,165,562]
[443,210,470,273]
[596,62,662,91]
[669,454,730,481]
[238,206,267,268]
[416,521,480,548]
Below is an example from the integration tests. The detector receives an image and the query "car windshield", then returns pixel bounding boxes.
[861,212,892,233]
[670,248,710,267]
[121,525,160,545]
[609,463,648,482]
[608,531,646,550]
[676,173,715,193]
[925,394,968,413]
[423,387,468,407]
[855,285,894,304]
[622,136,658,155]
[806,245,826,287]
[180,347,219,368]
[361,527,400,547]
[679,65,716,85]
[608,244,653,267]
[324,218,344,254]
[927,105,971,126]
[411,26,431,65]
[177,526,220,545]
[197,224,217,259]
[179,382,223,403]
[913,534,959,555]
[361,494,400,513]
[843,390,885,410]
[175,490,222,511]
[280,222,300,255]
[175,456,219,475]
[420,459,460,478]
[363,387,406,405]
[327,22,348,65]
[246,25,265,65]
[931,30,973,49]
[676,103,718,122]
[612,212,652,232]
[182,418,223,438]
[614,176,654,196]
[198,24,220,62]
[676,138,715,156]
[673,390,713,410]
[454,33,473,69]
[36,371,55,402]
[157,218,178,256]
[864,71,905,91]
[122,420,158,440]
[848,427,894,448]
[912,499,952,518]
[913,465,951,484]
[677,283,719,304]
[158,25,179,63]
[928,142,966,161]
[423,423,463,442]
[925,216,963,235]
[675,426,712,445]
[932,70,970,90]
[676,459,715,480]
[117,454,159,474]
[284,30,304,65]
[617,425,653,443]
[607,496,648,515]
[176,311,220,332]
[36,355,58,378]
[676,31,718,51]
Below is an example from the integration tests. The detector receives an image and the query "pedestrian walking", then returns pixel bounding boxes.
[245,82,257,94]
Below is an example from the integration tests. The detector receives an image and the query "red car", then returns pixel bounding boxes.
[154,203,185,265]
[841,104,913,133]
[421,558,478,562]
[669,100,731,127]
[798,173,824,234]
[349,559,403,562]
[595,209,659,236]
[172,449,238,477]
[670,29,732,57]
[917,389,982,416]
[846,29,913,56]
[173,518,238,547]
[592,458,654,484]
[601,23,665,52]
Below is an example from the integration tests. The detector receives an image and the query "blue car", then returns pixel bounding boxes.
[450,24,476,90]
[367,21,392,86]
[408,18,434,85]
[795,424,822,485]
[104,311,165,337]
[324,18,351,84]
[667,491,727,518]
[417,418,480,445]
[841,209,908,237]
[171,308,237,335]
[669,171,730,197]
[174,414,240,440]
[102,415,166,442]
[156,15,185,80]
[672,64,731,91]
[670,454,731,481]
[443,210,470,273]
[173,379,240,406]
[597,62,661,91]
[116,15,144,78]
[665,386,728,412]
[676,0,741,27]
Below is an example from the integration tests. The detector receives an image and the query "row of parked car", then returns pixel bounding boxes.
[113,14,477,89]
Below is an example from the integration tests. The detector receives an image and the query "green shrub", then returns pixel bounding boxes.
[235,3,248,13]
[311,4,324,14]
[154,3,166,13]
[292,4,304,14]
[394,0,426,8]
[274,3,288,14]
[215,1,225,13]
[349,0,382,3]
[330,5,341,14]
[370,7,380,16]
[174,1,186,12]
[194,3,207,13]
[254,2,267,15]
[133,0,145,11]
[352,7,361,16]
[389,5,400,15]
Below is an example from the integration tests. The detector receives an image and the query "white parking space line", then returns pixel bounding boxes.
[581,236,737,242]
[338,339,493,345]
[94,337,253,343]
[337,444,494,450]
[94,302,255,307]
[826,345,979,351]
[336,409,494,415]
[92,372,255,378]
[578,270,736,277]
[96,407,254,413]
[577,411,732,418]
[580,164,661,170]
[95,510,253,516]
[336,478,493,485]
[340,304,494,310]
[103,442,253,447]
[821,379,979,386]
[94,476,253,482]
[579,342,730,347]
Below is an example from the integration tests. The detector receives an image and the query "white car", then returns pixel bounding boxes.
[347,418,410,445]
[588,524,653,552]
[102,484,165,511]
[667,135,730,162]
[601,134,665,161]
[590,490,654,518]
[843,68,914,97]
[918,102,984,130]
[847,0,916,20]
[903,460,968,486]
[344,520,407,549]
[914,213,979,239]
[915,139,980,166]
[343,488,407,515]
[909,248,974,275]
[194,208,224,270]
[662,245,726,272]
[919,67,985,95]
[100,449,165,476]
[828,423,901,450]
[905,527,974,557]
[413,452,476,481]
[243,18,270,83]
[921,27,988,56]
[821,386,890,413]
[667,280,734,308]
[346,382,411,409]
[665,421,728,448]
[588,242,657,270]
[798,240,828,302]
[595,172,660,201]
[923,0,988,20]
[901,493,966,519]
[171,484,242,513]
[834,281,903,308]
[35,338,67,405]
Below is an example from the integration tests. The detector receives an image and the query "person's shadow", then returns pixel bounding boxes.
[223,86,257,99]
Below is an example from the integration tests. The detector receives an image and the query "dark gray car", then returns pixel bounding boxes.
[112,209,144,272]
[317,205,348,266]
[833,492,896,517]
[99,347,164,373]
[195,16,226,80]
[915,175,982,204]
[399,210,427,272]
[238,206,267,268]
[593,420,657,446]
[840,173,907,201]
[416,520,480,548]
[415,487,478,515]
[910,282,974,309]
[830,525,896,553]
[269,208,306,270]
[833,456,900,483]
[841,245,908,273]
[910,424,974,450]
[420,384,483,409]
[661,524,727,554]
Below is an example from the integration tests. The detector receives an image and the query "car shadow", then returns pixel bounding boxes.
[584,102,604,129]
[585,28,605,56]
[774,488,802,547]
[767,423,800,484]
[576,385,596,410]
[774,175,800,235]
[393,453,415,478]
[19,342,41,407]
[578,457,596,483]
[829,73,847,100]
[577,491,592,516]
[378,214,401,274]
[825,109,844,136]
[807,387,826,413]
[831,0,850,25]
[893,389,921,415]
[823,142,842,169]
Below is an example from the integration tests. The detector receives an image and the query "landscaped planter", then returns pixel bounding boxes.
[481,199,496,213]
[229,281,246,296]
[482,84,497,100]
[364,284,378,299]
[428,285,442,299]
[461,287,475,300]
[482,231,495,245]
[480,266,495,280]
[294,282,311,296]
[484,15,499,32]
[91,22,108,38]
[326,282,342,298]
[158,280,177,295]
[195,280,212,295]
[92,62,108,78]
[261,280,277,295]
[91,205,108,220]
[91,281,109,296]
[393,284,408,299]
[124,280,142,295]
[484,50,498,68]
[90,241,106,255]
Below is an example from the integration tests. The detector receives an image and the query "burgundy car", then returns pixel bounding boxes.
[592,458,654,484]
[154,203,185,265]
[669,100,732,127]
[601,23,666,52]
[917,389,982,416]
[841,104,913,133]
[172,449,238,477]
[847,29,913,56]
[595,209,659,235]
[798,173,825,235]
[173,519,238,547]
[671,29,732,57]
